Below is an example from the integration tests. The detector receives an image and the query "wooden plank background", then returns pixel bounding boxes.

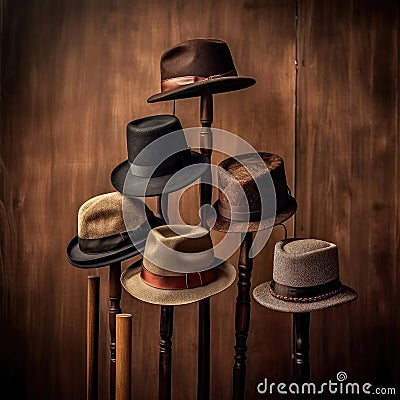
[296,0,400,387]
[0,0,398,399]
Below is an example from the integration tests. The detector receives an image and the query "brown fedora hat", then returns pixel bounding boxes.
[147,38,255,103]
[253,239,357,313]
[206,153,297,233]
[121,225,236,306]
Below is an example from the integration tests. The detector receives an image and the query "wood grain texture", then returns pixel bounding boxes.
[296,0,400,386]
[0,0,373,400]
[116,314,132,400]
[87,276,100,400]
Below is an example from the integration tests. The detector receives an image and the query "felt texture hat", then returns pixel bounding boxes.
[111,114,208,197]
[206,152,297,233]
[67,192,161,268]
[121,225,236,306]
[253,239,357,313]
[147,38,256,103]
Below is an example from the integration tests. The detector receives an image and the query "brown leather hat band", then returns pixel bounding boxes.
[217,188,292,222]
[270,279,342,303]
[161,70,237,92]
[141,266,218,290]
[218,203,262,222]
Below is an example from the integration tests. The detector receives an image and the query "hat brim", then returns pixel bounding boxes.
[111,151,208,197]
[253,281,357,313]
[121,259,236,306]
[66,236,144,269]
[207,196,297,233]
[66,216,164,269]
[147,76,256,103]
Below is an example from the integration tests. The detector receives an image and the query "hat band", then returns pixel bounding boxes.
[217,189,292,222]
[140,266,218,290]
[270,279,342,303]
[218,203,262,222]
[161,70,238,92]
[130,149,191,178]
[78,217,158,254]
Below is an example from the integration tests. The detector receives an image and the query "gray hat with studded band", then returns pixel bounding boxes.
[253,238,357,313]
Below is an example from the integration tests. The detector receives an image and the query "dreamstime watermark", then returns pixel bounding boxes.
[256,371,396,396]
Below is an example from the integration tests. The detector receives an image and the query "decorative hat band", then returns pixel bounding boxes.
[218,187,292,222]
[140,266,218,290]
[78,217,156,254]
[269,279,342,303]
[161,70,237,92]
[129,148,191,178]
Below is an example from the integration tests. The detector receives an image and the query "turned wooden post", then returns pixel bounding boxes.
[116,314,132,400]
[292,312,310,384]
[156,195,175,400]
[233,232,254,400]
[159,305,174,400]
[109,262,122,400]
[198,91,213,400]
[87,276,100,400]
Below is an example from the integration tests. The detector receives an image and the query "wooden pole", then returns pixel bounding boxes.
[233,232,254,400]
[109,262,122,400]
[156,195,175,400]
[159,305,174,400]
[116,314,132,400]
[292,312,311,384]
[197,91,213,400]
[87,276,100,400]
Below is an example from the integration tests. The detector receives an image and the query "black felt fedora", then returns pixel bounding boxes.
[147,39,256,103]
[66,192,162,269]
[111,115,209,197]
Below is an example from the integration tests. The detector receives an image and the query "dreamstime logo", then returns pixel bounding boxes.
[256,371,396,396]
[122,126,278,261]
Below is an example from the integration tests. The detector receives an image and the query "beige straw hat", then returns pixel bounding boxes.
[67,192,160,268]
[253,239,357,313]
[121,225,236,306]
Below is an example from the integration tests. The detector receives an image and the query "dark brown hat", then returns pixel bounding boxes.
[206,153,297,233]
[147,38,256,103]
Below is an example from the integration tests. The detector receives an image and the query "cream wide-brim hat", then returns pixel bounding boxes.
[253,282,357,313]
[121,258,236,306]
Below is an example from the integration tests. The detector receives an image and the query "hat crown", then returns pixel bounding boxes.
[160,38,237,80]
[143,225,216,275]
[218,153,291,215]
[78,192,151,239]
[126,115,188,165]
[273,239,339,287]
